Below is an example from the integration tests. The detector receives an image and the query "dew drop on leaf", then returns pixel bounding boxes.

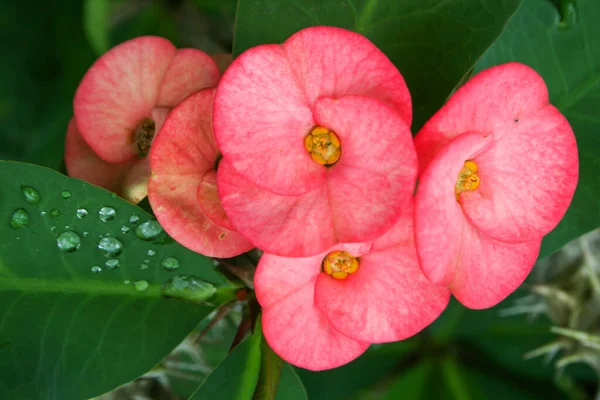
[147,249,156,257]
[50,226,57,232]
[50,208,61,217]
[61,190,71,199]
[21,186,41,204]
[105,259,120,269]
[140,263,149,271]
[99,207,116,222]
[161,257,180,271]
[40,211,46,216]
[10,208,29,229]
[83,231,90,237]
[133,280,149,292]
[120,225,130,234]
[129,214,140,224]
[57,231,81,253]
[76,209,88,219]
[91,266,102,274]
[135,220,163,241]
[98,237,123,257]
[162,276,216,303]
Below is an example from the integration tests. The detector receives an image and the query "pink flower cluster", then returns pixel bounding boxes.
[66,28,578,371]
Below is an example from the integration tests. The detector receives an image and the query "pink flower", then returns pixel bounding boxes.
[255,203,450,370]
[414,63,579,309]
[214,26,416,257]
[148,88,253,258]
[65,36,220,203]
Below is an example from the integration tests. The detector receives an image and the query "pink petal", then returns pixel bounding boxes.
[461,105,578,242]
[213,44,319,196]
[64,118,134,194]
[415,133,492,285]
[283,26,412,125]
[74,36,177,163]
[371,199,415,251]
[451,225,541,309]
[156,48,221,107]
[148,89,252,258]
[217,159,335,257]
[254,251,323,309]
[314,203,450,343]
[261,283,369,371]
[314,95,417,242]
[414,63,550,175]
[197,170,236,230]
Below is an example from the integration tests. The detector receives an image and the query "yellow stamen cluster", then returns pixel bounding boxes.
[323,250,359,280]
[455,160,480,201]
[304,126,341,166]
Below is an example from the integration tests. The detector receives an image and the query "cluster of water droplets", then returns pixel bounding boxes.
[9,185,215,297]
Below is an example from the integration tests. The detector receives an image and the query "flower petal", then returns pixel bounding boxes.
[283,26,412,125]
[218,159,335,257]
[149,89,252,258]
[261,283,369,371]
[414,63,550,175]
[451,224,541,309]
[213,44,319,196]
[314,95,417,243]
[415,132,492,285]
[157,48,220,107]
[64,118,134,194]
[461,105,578,242]
[314,205,450,343]
[74,36,177,163]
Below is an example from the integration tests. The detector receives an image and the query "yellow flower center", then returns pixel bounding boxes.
[455,160,480,201]
[304,126,341,166]
[322,250,359,280]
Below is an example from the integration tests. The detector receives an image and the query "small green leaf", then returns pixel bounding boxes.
[233,0,523,130]
[275,364,308,400]
[0,161,238,399]
[83,0,111,55]
[476,0,600,258]
[190,321,262,400]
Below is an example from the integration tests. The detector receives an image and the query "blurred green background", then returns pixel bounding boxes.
[1,0,599,399]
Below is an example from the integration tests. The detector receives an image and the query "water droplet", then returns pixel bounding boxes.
[140,263,149,270]
[10,208,29,229]
[161,257,179,271]
[147,249,156,257]
[91,265,102,274]
[105,259,120,269]
[133,280,149,292]
[83,231,90,237]
[129,214,140,224]
[61,191,71,199]
[50,226,57,232]
[97,237,123,257]
[120,225,130,234]
[76,209,88,219]
[135,220,163,241]
[16,236,20,240]
[50,208,61,217]
[21,186,41,204]
[162,276,216,303]
[124,280,131,285]
[57,231,81,253]
[40,211,47,216]
[99,207,116,222]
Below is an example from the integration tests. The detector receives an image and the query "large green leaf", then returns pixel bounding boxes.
[0,161,238,399]
[476,0,600,258]
[233,0,522,129]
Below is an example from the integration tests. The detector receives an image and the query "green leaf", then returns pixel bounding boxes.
[476,0,600,258]
[190,321,262,400]
[83,0,111,55]
[233,0,523,129]
[0,161,238,400]
[253,336,308,400]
